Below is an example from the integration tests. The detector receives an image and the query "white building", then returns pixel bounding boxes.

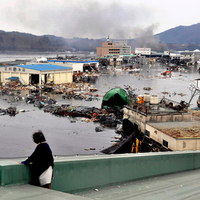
[180,50,200,63]
[135,48,151,55]
[146,120,200,151]
[170,53,181,60]
[47,60,99,73]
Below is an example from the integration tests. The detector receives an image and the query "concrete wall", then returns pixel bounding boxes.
[1,152,200,193]
[176,139,200,151]
[123,106,192,134]
[123,107,147,133]
[146,124,177,150]
[146,123,200,151]
[146,113,192,122]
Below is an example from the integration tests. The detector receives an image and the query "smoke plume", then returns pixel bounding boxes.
[0,0,168,51]
[133,24,168,51]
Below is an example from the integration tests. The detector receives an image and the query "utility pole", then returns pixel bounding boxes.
[188,82,200,106]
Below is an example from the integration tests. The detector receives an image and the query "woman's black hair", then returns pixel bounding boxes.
[32,130,46,144]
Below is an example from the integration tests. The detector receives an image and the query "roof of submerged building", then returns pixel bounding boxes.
[148,120,200,139]
[148,109,200,139]
[16,64,72,71]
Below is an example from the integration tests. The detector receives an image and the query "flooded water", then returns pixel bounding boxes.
[0,54,200,158]
[0,51,87,62]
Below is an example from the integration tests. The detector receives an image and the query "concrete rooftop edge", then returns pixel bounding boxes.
[1,151,200,193]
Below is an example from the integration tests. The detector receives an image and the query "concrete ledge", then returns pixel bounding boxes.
[1,151,200,193]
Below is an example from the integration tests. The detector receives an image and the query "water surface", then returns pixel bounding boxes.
[0,59,200,158]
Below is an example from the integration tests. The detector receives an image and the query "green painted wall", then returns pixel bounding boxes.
[1,151,200,193]
[0,164,30,186]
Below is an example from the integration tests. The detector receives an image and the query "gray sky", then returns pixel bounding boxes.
[0,0,200,39]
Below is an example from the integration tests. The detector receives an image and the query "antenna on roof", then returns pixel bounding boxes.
[107,35,110,42]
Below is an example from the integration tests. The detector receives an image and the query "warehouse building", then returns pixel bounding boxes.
[47,60,99,73]
[0,64,73,85]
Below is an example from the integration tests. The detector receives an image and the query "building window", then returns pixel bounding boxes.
[13,67,17,72]
[145,130,150,137]
[9,67,12,71]
[5,67,7,71]
[22,68,25,72]
[163,140,168,148]
[18,68,21,71]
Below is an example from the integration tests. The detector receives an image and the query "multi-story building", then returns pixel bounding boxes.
[115,40,131,55]
[96,37,131,57]
[96,37,119,57]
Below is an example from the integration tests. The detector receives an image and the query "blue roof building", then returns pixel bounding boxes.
[0,64,73,85]
[16,64,72,71]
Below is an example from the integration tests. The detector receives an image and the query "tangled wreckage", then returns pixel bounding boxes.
[101,92,191,154]
[0,106,18,116]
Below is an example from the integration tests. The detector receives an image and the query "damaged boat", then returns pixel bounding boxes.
[101,119,142,154]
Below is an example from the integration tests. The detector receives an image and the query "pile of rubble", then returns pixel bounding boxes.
[42,104,121,128]
[0,81,101,101]
[0,106,18,116]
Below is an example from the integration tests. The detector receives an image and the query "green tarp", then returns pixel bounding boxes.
[101,88,129,109]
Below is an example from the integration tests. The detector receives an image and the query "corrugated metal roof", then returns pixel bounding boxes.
[16,64,72,71]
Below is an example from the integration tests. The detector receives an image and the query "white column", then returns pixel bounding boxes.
[39,74,41,85]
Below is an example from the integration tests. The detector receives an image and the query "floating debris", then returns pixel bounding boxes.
[84,147,96,151]
[19,109,29,112]
[143,87,152,91]
[95,126,104,132]
[0,106,18,116]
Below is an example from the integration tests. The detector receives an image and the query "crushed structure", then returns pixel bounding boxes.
[123,95,200,151]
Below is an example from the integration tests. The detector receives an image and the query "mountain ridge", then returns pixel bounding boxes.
[1,23,200,52]
[156,23,200,45]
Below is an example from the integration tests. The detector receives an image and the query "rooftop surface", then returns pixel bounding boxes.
[76,168,200,200]
[148,120,200,139]
[1,168,200,200]
[0,184,92,200]
[148,110,200,139]
[16,64,72,71]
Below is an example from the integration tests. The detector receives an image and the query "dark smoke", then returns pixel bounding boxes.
[1,0,154,39]
[133,24,168,51]
[1,0,168,52]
